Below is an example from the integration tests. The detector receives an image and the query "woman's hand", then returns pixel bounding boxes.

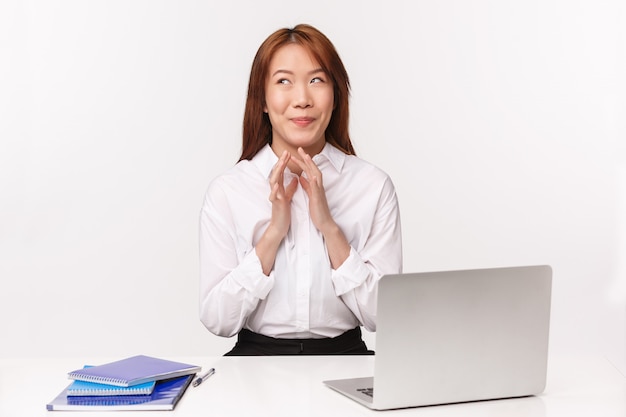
[292,147,334,234]
[268,150,299,238]
[255,150,298,275]
[293,147,350,268]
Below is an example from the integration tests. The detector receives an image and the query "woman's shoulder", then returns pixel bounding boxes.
[204,159,265,198]
[324,143,390,179]
[344,153,394,182]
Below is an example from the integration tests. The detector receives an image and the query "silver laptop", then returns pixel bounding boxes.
[324,265,552,410]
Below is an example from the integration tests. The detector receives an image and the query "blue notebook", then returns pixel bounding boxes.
[47,374,193,411]
[67,355,201,387]
[67,365,156,396]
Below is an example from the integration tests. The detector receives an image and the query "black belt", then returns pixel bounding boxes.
[225,327,374,356]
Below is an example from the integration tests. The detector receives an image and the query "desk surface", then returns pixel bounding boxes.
[0,354,624,417]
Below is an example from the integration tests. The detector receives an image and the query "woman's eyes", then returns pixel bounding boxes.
[276,76,325,85]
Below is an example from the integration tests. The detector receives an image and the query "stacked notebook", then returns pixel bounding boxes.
[47,355,201,411]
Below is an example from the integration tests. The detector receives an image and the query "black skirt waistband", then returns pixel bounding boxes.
[224,327,374,356]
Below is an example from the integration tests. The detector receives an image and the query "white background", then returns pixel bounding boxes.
[1,0,624,373]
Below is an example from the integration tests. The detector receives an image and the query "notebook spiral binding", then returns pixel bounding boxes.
[68,372,127,386]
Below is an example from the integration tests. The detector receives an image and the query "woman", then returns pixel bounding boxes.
[199,24,402,355]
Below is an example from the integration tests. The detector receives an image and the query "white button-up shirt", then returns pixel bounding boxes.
[199,143,402,338]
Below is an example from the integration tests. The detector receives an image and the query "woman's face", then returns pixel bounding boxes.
[264,43,334,157]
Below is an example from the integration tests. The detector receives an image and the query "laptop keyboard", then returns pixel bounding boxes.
[357,387,374,397]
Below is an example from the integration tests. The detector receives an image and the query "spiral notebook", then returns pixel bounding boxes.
[67,355,201,387]
[67,378,156,396]
[66,365,156,396]
[47,374,193,411]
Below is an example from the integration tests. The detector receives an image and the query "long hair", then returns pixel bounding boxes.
[239,24,355,161]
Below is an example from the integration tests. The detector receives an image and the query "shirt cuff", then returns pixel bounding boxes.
[230,250,275,300]
[330,247,371,296]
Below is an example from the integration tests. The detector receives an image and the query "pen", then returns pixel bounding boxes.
[192,368,215,387]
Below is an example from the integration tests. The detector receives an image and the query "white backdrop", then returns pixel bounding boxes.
[1,0,624,372]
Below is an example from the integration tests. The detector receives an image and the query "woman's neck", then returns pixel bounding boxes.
[271,141,325,175]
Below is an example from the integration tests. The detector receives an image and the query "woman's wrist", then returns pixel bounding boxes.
[255,225,285,276]
[321,222,350,269]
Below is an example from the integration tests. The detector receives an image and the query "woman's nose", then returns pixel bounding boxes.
[292,84,312,108]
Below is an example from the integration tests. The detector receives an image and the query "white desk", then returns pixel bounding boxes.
[0,355,624,416]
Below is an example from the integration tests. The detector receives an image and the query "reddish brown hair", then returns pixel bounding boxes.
[239,24,355,161]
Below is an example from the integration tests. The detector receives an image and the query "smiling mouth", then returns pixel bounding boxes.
[291,117,315,127]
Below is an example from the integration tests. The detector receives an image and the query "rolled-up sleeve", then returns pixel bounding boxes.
[199,182,274,337]
[330,176,402,331]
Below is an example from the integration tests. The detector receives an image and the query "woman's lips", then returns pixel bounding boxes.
[291,117,314,127]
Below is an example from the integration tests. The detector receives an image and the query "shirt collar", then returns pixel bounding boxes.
[252,143,347,179]
[251,144,279,179]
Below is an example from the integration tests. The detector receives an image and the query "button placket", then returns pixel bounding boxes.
[291,184,311,332]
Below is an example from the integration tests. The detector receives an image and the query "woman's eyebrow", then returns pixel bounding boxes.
[271,68,325,77]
